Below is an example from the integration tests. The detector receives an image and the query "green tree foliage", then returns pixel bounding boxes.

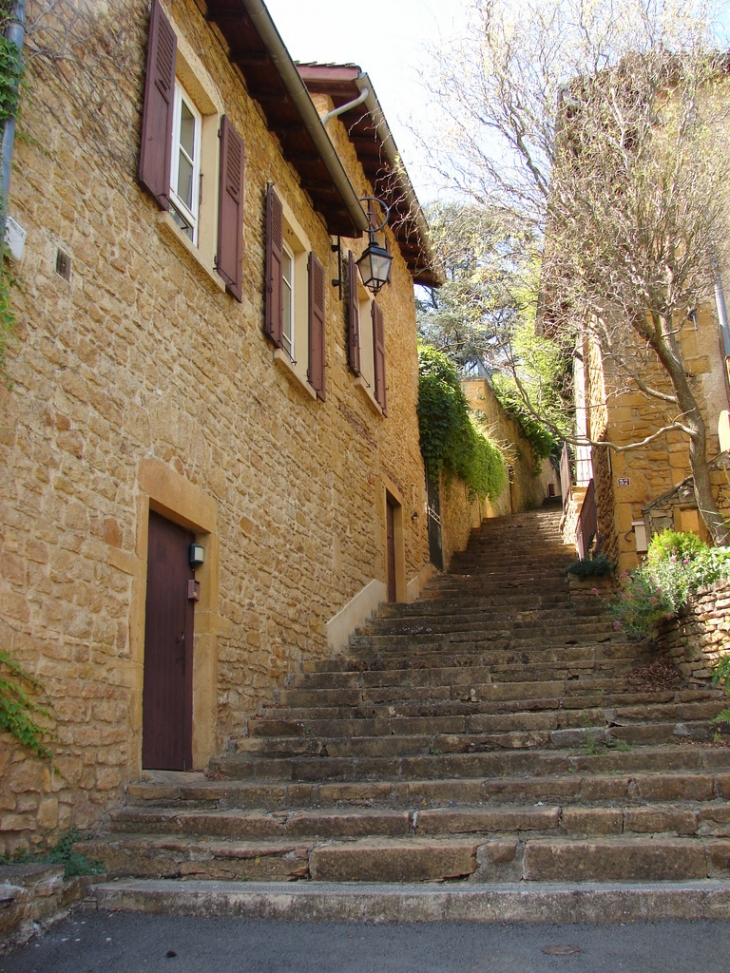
[416,203,570,467]
[418,345,507,501]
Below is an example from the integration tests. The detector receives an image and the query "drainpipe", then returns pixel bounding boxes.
[239,0,369,235]
[321,87,369,127]
[714,268,730,408]
[0,0,25,241]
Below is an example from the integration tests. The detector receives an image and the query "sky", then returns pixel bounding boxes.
[262,0,468,205]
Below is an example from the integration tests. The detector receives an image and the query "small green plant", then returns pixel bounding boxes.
[0,650,54,760]
[711,656,730,730]
[566,553,613,579]
[582,730,601,756]
[428,746,443,756]
[0,828,104,879]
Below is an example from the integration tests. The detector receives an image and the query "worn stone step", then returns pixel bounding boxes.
[83,833,730,884]
[210,743,730,783]
[126,767,730,811]
[105,802,730,842]
[247,698,722,741]
[87,876,730,923]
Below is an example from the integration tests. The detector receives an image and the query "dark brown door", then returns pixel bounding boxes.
[386,495,397,603]
[142,511,195,770]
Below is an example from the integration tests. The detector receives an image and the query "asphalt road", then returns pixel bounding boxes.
[2,911,730,973]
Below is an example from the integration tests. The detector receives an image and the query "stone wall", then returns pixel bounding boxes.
[655,579,730,683]
[0,0,430,854]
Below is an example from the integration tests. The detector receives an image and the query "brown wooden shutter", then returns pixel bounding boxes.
[216,116,245,302]
[308,252,326,402]
[139,0,176,209]
[347,250,361,375]
[264,185,284,347]
[372,300,387,415]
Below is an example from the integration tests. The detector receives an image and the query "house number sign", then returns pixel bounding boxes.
[617,477,630,486]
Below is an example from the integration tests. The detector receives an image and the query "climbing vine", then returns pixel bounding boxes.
[0,3,22,374]
[0,649,53,760]
[418,345,507,502]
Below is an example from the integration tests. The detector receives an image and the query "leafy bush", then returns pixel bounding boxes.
[418,345,507,501]
[609,531,730,638]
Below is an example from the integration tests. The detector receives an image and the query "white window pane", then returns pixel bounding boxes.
[177,153,194,209]
[179,101,195,158]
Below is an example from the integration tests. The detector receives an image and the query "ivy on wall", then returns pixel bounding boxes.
[0,7,21,374]
[418,345,507,502]
[0,650,53,760]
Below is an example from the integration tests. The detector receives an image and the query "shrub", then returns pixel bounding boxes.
[608,531,730,638]
[566,553,613,578]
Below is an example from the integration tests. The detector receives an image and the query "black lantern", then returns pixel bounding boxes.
[356,197,393,295]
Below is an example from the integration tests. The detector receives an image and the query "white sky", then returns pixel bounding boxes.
[263,0,468,205]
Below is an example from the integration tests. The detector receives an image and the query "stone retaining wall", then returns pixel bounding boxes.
[655,579,730,683]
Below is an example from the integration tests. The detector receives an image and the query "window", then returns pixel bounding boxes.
[169,81,201,242]
[264,185,326,401]
[347,249,387,415]
[282,242,295,360]
[138,0,245,302]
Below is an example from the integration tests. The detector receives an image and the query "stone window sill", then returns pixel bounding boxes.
[157,211,226,294]
[355,375,384,416]
[273,349,317,400]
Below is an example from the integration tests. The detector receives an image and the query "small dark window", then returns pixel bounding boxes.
[55,249,72,281]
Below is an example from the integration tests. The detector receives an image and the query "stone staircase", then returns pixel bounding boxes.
[83,506,730,922]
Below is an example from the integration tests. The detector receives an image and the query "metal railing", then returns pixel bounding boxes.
[576,477,597,560]
[560,442,572,510]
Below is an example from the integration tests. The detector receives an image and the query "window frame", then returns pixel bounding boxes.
[281,239,295,361]
[169,79,203,244]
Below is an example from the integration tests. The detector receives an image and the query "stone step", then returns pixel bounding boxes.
[104,801,730,842]
[233,720,718,760]
[210,742,730,783]
[295,653,652,687]
[77,832,730,884]
[245,699,724,741]
[259,687,722,724]
[125,766,730,811]
[87,876,730,924]
[273,674,685,710]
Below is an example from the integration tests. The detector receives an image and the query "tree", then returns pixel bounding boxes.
[416,202,570,466]
[422,0,730,545]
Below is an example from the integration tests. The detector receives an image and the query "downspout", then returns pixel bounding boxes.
[0,0,25,240]
[714,269,730,408]
[321,87,368,127]
[239,0,369,235]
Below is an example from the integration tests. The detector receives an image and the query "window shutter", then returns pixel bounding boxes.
[264,185,284,347]
[308,252,326,402]
[216,116,245,303]
[138,0,176,209]
[372,301,387,416]
[347,250,361,375]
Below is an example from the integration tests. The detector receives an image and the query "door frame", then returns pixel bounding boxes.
[381,475,406,602]
[131,459,219,773]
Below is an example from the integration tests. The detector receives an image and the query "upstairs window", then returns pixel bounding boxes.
[138,0,245,302]
[264,185,326,401]
[347,249,387,415]
[169,82,202,242]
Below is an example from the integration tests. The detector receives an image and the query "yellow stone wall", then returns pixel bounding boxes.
[0,0,429,853]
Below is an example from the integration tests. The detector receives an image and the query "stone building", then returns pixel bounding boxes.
[561,305,730,575]
[0,0,440,852]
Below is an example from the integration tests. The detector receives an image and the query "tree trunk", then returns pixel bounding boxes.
[650,316,730,547]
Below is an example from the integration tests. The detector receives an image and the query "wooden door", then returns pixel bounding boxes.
[142,511,195,770]
[386,495,397,603]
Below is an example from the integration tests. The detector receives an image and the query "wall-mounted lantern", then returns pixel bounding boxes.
[189,543,205,569]
[356,196,393,295]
